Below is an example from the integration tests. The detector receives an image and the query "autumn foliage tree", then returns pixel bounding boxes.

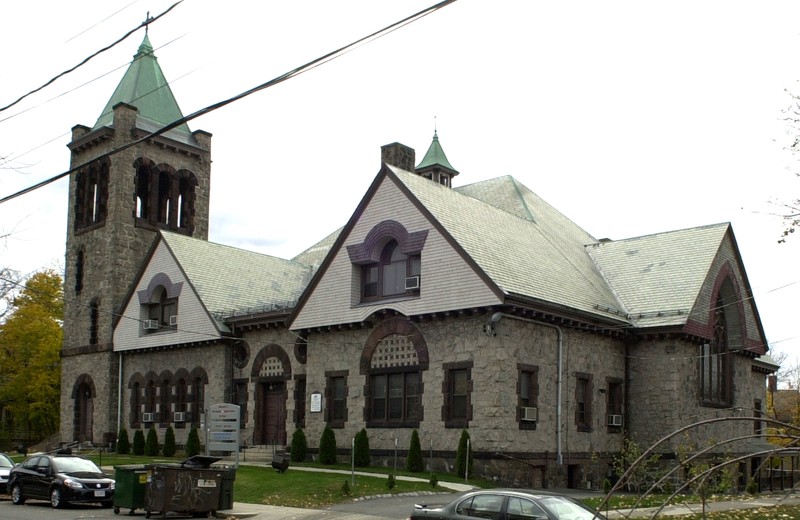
[0,270,63,446]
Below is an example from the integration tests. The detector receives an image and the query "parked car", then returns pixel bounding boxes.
[0,452,15,493]
[8,453,114,508]
[407,489,606,520]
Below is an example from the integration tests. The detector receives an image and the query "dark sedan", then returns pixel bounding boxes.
[8,453,114,508]
[408,489,606,520]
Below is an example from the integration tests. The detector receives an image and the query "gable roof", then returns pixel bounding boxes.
[387,166,627,322]
[160,231,312,320]
[587,224,730,328]
[94,35,193,142]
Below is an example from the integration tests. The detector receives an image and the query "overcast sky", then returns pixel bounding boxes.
[1,0,799,368]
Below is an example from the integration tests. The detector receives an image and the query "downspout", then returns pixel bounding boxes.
[117,351,123,440]
[494,313,564,465]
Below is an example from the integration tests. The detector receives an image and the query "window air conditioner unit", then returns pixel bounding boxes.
[521,407,538,422]
[142,412,155,423]
[173,411,185,422]
[143,319,159,330]
[609,414,623,427]
[169,315,178,326]
[405,276,420,290]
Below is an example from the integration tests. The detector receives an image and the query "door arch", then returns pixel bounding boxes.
[251,345,291,445]
[71,375,96,442]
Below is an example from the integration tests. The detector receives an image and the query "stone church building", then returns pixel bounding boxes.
[59,35,777,488]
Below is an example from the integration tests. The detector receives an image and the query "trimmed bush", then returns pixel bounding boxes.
[354,428,370,467]
[290,428,308,462]
[186,425,201,457]
[319,426,337,465]
[145,426,160,456]
[406,429,424,472]
[163,426,176,457]
[117,428,130,455]
[429,473,439,488]
[455,429,473,478]
[133,429,145,456]
[386,473,396,490]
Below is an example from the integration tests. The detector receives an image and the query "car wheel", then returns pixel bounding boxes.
[50,486,64,508]
[10,483,25,505]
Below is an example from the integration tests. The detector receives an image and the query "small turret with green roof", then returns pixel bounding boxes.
[415,130,459,187]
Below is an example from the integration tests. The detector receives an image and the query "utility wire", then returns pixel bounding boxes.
[0,0,182,114]
[0,0,458,205]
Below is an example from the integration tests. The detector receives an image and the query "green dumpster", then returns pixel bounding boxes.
[217,465,236,510]
[112,464,150,515]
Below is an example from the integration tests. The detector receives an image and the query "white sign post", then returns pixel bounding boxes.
[207,403,241,467]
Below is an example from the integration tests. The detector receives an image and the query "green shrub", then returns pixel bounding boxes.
[117,428,130,455]
[354,428,370,467]
[162,426,176,457]
[429,473,439,488]
[290,428,308,462]
[455,429,473,478]
[186,425,201,457]
[144,426,160,456]
[386,473,396,490]
[341,479,351,496]
[406,429,424,472]
[133,430,145,456]
[319,426,337,465]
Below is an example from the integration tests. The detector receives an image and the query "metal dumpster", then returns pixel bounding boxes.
[145,456,223,519]
[112,464,150,515]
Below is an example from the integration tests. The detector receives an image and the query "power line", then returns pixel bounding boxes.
[0,1,182,114]
[0,0,458,205]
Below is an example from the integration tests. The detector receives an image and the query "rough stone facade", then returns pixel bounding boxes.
[59,102,211,445]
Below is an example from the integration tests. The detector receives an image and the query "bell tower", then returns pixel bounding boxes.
[59,34,212,445]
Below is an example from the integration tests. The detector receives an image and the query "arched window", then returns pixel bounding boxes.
[89,298,100,345]
[145,286,177,331]
[362,240,421,300]
[160,379,170,424]
[176,378,187,413]
[191,377,204,425]
[133,159,197,234]
[700,277,740,406]
[130,381,141,427]
[74,159,109,230]
[74,249,84,294]
[361,318,429,428]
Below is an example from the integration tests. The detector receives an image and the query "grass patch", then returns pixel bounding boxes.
[76,453,466,508]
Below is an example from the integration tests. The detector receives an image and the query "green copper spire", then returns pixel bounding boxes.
[93,34,190,134]
[416,130,458,174]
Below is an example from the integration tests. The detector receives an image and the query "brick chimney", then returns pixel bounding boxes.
[381,142,415,172]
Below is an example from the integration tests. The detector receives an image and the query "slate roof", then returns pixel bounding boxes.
[94,35,194,143]
[586,224,730,328]
[389,167,628,322]
[161,231,312,321]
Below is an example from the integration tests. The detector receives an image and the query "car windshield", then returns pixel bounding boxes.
[52,457,102,474]
[538,496,605,520]
[0,456,13,468]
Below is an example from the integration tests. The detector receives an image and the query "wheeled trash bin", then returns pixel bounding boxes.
[112,464,150,515]
[145,456,223,519]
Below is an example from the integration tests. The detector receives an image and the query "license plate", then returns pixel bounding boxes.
[94,490,106,497]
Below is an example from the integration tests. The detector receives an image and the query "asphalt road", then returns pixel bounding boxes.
[0,492,461,520]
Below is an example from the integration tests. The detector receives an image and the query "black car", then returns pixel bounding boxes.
[8,453,115,508]
[0,452,15,493]
[408,489,606,520]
